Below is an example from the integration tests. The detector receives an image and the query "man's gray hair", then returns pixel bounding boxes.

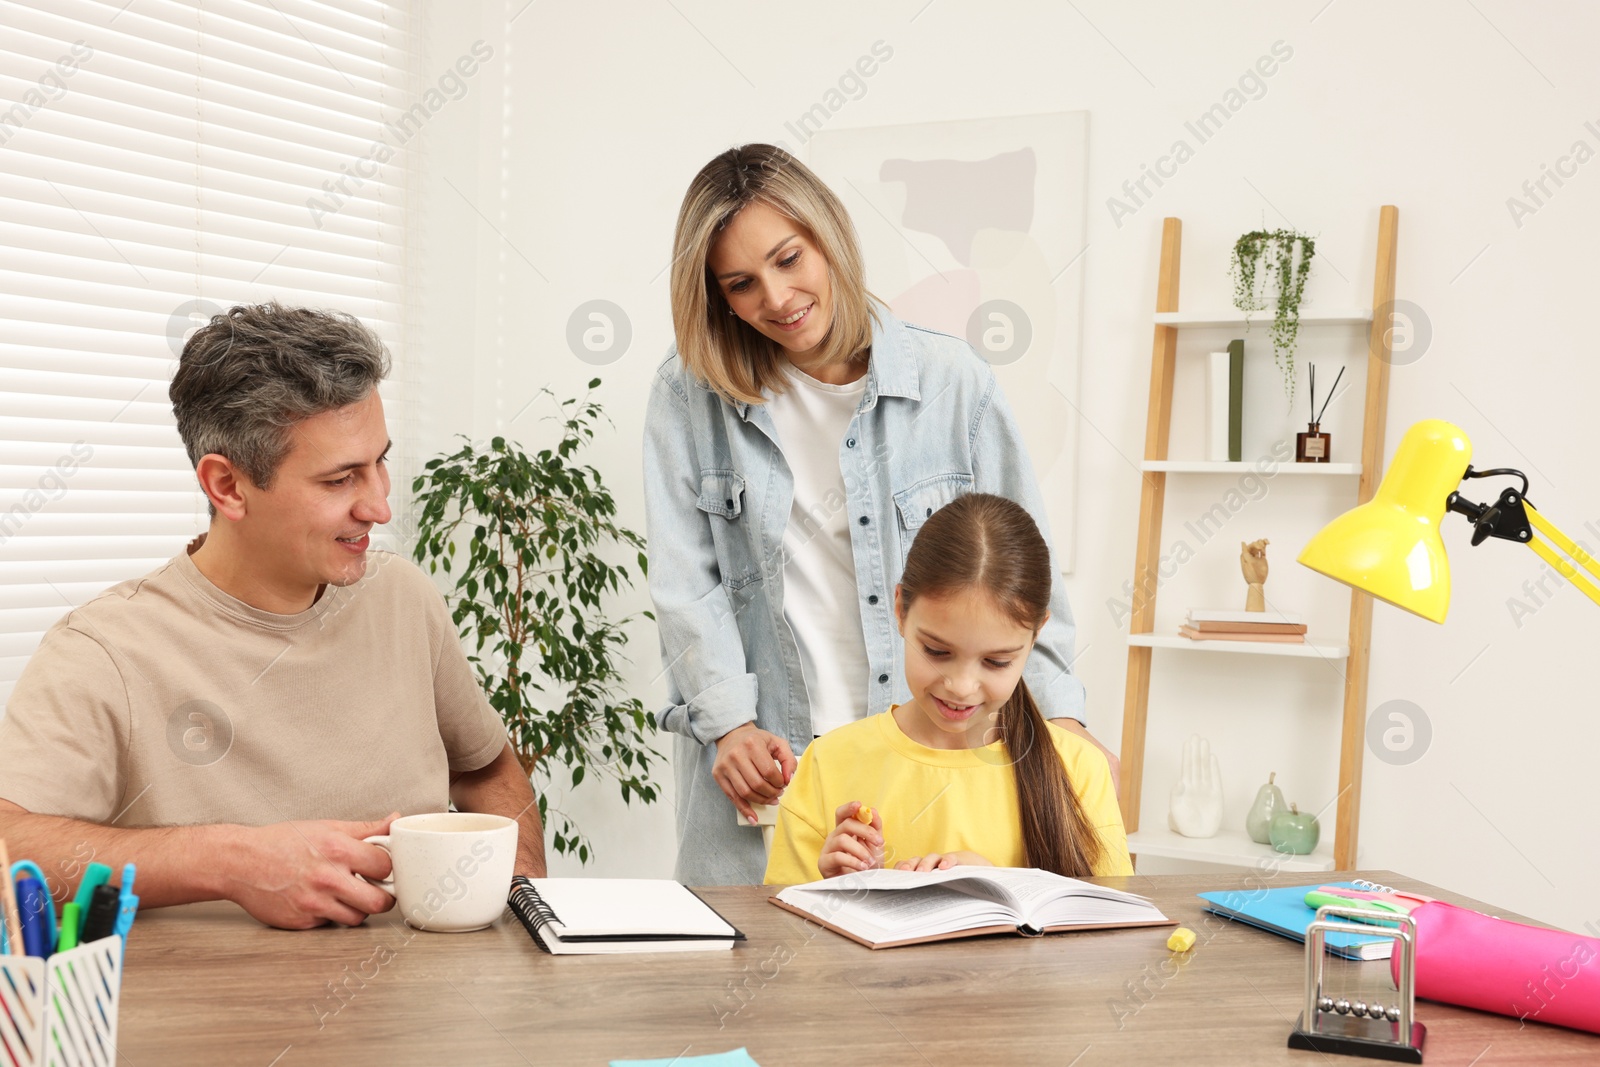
[170,302,391,492]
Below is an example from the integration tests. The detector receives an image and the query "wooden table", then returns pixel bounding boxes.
[116,870,1594,1065]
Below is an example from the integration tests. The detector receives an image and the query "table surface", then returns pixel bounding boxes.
[115,869,1594,1066]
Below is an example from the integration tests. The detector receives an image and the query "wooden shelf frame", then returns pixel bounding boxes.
[1117,208,1399,871]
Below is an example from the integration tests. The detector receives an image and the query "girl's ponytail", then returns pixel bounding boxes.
[1000,680,1104,877]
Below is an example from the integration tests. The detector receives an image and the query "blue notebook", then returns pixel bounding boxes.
[1198,880,1393,960]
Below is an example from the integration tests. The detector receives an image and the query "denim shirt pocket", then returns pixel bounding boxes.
[696,469,760,589]
[892,473,974,556]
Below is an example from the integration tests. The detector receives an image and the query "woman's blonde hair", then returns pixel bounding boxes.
[669,143,879,405]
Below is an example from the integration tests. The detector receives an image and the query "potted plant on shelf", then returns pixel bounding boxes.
[1230,228,1315,404]
[410,378,660,865]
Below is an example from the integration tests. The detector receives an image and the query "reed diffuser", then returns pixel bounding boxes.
[1296,364,1343,463]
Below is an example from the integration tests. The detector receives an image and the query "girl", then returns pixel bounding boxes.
[644,144,1116,886]
[764,494,1132,883]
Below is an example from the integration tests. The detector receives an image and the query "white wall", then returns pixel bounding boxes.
[417,0,1600,933]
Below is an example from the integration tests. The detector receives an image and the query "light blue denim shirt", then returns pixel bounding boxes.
[643,309,1086,885]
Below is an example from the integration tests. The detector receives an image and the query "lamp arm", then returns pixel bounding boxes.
[1445,467,1600,610]
[1524,504,1600,610]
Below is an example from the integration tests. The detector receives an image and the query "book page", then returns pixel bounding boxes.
[780,885,1017,943]
[785,867,1160,931]
[842,887,1012,927]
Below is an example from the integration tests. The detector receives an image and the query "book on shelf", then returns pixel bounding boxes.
[769,866,1174,950]
[1198,881,1396,961]
[1203,342,1245,464]
[1227,339,1244,462]
[508,877,744,955]
[1186,619,1307,635]
[1179,626,1305,644]
[1187,608,1303,625]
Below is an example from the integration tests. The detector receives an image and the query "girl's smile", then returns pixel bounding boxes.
[893,584,1043,750]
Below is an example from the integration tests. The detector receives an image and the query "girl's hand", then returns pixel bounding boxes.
[818,802,882,878]
[712,723,797,824]
[893,850,993,873]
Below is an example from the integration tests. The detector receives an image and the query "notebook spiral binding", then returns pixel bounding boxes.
[1352,878,1398,895]
[508,877,561,931]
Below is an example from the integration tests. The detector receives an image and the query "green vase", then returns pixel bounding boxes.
[1245,771,1286,845]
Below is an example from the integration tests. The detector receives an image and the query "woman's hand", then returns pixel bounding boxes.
[892,850,992,873]
[818,802,882,878]
[712,723,797,824]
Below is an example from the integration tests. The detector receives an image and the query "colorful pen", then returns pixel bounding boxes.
[9,861,56,953]
[72,862,112,940]
[112,864,139,943]
[14,876,48,958]
[80,885,119,945]
[57,903,81,953]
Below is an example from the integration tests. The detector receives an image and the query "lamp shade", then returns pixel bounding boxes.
[1297,419,1472,623]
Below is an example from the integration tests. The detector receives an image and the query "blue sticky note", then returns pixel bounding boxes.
[609,1049,761,1067]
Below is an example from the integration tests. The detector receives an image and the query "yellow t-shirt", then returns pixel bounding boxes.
[764,708,1133,885]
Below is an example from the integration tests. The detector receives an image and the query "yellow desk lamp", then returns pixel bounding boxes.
[1298,419,1600,622]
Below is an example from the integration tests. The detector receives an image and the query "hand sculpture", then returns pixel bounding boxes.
[1241,538,1269,612]
[1168,734,1224,838]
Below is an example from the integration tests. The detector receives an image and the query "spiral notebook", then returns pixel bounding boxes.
[1198,879,1397,961]
[508,877,744,955]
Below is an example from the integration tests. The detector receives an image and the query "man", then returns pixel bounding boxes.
[0,303,544,929]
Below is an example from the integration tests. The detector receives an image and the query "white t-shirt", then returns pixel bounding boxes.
[766,362,870,737]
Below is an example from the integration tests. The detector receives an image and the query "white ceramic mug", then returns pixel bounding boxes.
[363,812,518,932]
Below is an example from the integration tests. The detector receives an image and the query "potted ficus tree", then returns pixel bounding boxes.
[1230,228,1315,404]
[410,378,660,864]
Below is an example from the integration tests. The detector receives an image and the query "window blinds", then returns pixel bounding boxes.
[0,0,418,711]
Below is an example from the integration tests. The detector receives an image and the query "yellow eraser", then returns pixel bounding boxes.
[1167,927,1196,952]
[856,805,873,825]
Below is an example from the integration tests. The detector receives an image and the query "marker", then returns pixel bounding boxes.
[80,885,120,945]
[57,903,81,952]
[9,861,56,953]
[14,877,48,958]
[72,863,113,940]
[71,861,113,947]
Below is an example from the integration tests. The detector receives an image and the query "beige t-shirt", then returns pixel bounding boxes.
[0,541,508,827]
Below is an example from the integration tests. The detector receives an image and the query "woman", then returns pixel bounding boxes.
[644,144,1114,885]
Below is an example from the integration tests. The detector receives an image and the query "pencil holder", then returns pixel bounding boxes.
[0,935,123,1067]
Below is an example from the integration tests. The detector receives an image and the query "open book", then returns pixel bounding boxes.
[770,867,1173,949]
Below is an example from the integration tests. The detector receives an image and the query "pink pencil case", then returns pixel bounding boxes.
[1391,900,1600,1034]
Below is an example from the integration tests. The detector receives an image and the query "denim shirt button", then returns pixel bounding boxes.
[858,516,869,526]
[867,594,879,605]
[725,499,734,510]
[925,507,933,518]
[846,438,856,448]
[877,673,889,684]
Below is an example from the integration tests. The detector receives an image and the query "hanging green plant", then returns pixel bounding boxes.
[1230,228,1315,403]
[411,379,661,865]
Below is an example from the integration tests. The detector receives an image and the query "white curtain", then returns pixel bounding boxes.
[0,0,419,712]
